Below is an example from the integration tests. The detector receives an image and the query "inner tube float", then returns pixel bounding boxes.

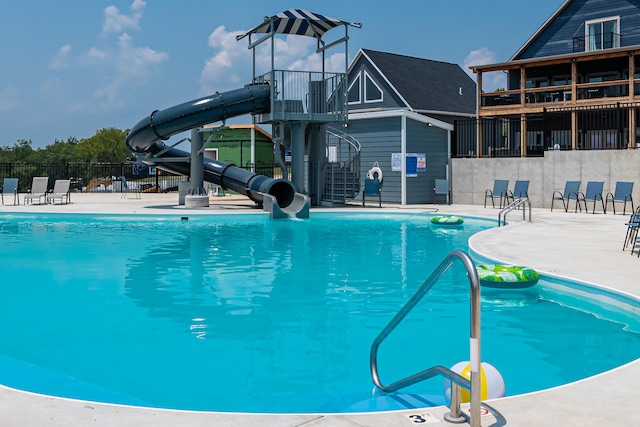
[476,264,539,289]
[431,215,464,226]
[366,166,383,183]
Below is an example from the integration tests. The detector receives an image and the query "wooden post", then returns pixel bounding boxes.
[521,113,527,156]
[476,71,483,157]
[629,53,636,149]
[571,60,578,149]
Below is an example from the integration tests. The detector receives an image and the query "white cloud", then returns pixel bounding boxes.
[0,86,19,112]
[49,44,72,70]
[463,47,506,91]
[48,0,167,114]
[101,0,146,36]
[79,33,168,112]
[87,47,107,60]
[463,47,496,70]
[200,26,252,94]
[200,28,346,95]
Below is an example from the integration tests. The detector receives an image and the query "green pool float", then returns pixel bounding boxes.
[431,215,464,226]
[476,264,539,289]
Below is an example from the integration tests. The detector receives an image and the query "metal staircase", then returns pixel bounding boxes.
[320,127,361,206]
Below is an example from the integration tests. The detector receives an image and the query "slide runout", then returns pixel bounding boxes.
[126,84,306,214]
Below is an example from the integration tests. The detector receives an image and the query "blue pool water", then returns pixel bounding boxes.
[0,212,639,413]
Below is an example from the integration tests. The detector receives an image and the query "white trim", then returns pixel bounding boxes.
[510,0,572,60]
[349,109,454,132]
[584,16,620,52]
[359,49,412,108]
[204,148,218,161]
[347,72,362,105]
[363,70,383,103]
[412,108,476,119]
[401,114,407,205]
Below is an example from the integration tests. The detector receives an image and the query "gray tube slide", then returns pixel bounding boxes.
[126,83,297,209]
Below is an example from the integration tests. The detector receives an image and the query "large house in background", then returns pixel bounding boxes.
[346,49,476,204]
[457,0,640,158]
[451,0,640,208]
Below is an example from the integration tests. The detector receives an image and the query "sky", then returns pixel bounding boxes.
[0,0,565,149]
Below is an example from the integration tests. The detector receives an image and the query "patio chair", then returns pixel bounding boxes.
[484,179,509,208]
[504,180,529,205]
[362,178,381,208]
[605,181,634,215]
[575,181,604,214]
[1,177,19,205]
[120,176,141,199]
[24,176,49,205]
[551,181,580,212]
[46,179,71,205]
[623,208,640,251]
[434,178,450,204]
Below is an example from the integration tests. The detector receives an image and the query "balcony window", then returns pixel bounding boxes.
[585,17,620,51]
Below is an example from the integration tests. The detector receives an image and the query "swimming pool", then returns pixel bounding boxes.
[0,212,639,413]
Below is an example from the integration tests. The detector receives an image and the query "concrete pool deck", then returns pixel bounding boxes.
[0,192,638,426]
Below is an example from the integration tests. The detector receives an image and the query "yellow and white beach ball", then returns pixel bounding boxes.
[443,361,505,404]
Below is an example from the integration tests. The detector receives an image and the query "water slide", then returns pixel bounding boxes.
[126,83,309,218]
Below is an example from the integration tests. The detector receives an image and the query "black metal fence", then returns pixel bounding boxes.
[0,162,290,193]
[453,104,638,158]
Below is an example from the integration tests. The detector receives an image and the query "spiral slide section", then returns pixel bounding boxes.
[126,83,306,216]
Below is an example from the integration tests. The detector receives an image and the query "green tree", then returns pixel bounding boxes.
[36,137,80,163]
[0,139,37,162]
[75,128,131,162]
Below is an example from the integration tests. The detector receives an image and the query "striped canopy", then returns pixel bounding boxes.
[240,9,359,41]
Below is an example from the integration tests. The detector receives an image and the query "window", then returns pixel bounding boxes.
[525,78,549,88]
[552,76,571,86]
[364,71,383,103]
[348,71,383,104]
[585,17,620,51]
[348,73,361,104]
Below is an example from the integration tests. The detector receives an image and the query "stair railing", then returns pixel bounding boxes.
[322,127,361,205]
[370,250,482,427]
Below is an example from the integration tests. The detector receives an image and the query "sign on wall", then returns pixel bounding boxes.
[391,153,426,176]
[391,153,402,171]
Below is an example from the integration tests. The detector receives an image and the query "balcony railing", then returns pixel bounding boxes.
[454,104,639,158]
[253,70,348,124]
[481,80,640,109]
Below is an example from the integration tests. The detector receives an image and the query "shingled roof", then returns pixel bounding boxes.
[359,49,476,115]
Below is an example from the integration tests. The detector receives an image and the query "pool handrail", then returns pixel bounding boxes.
[369,250,481,427]
[498,197,532,226]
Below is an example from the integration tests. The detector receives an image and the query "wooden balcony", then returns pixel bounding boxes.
[479,79,640,116]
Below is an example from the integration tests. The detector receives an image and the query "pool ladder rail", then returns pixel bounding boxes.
[498,197,532,226]
[369,250,482,427]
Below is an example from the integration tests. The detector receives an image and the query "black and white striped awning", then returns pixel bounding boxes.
[239,9,361,41]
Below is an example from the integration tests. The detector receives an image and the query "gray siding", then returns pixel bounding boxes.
[405,120,449,204]
[348,58,407,111]
[348,116,450,204]
[517,0,640,59]
[347,117,403,204]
